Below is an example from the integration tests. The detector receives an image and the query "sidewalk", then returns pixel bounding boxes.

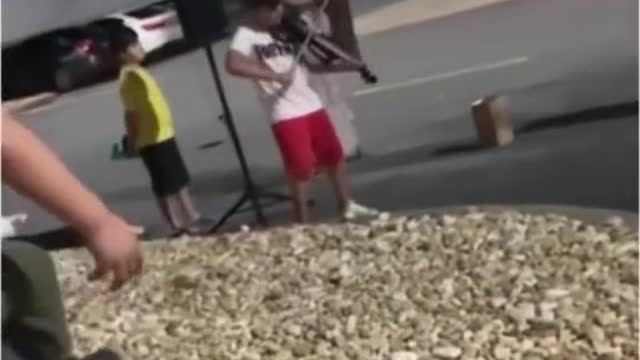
[354,0,512,36]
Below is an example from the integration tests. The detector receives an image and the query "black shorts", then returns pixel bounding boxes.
[139,137,190,197]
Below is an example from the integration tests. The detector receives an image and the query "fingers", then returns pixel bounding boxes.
[88,260,109,282]
[89,225,143,291]
[129,254,143,283]
[128,245,143,278]
[127,229,144,276]
[110,261,128,291]
[134,249,144,276]
[115,246,145,291]
[91,254,142,291]
[109,249,143,291]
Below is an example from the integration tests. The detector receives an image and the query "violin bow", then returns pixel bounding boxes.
[290,0,330,73]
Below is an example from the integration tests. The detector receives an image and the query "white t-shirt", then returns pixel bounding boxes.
[229,26,323,123]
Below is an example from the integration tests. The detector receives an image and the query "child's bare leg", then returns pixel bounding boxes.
[156,195,183,231]
[155,197,172,225]
[176,187,201,225]
[326,161,350,213]
[288,178,311,223]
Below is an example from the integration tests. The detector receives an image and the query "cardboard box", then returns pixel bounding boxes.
[471,96,514,147]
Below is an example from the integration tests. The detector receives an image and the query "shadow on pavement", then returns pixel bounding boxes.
[433,143,486,156]
[6,228,83,251]
[350,140,494,174]
[198,139,225,150]
[517,101,638,134]
[189,167,285,199]
[350,101,639,173]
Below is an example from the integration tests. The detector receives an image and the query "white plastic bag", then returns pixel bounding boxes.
[1,213,28,238]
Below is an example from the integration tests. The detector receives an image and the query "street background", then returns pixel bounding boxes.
[3,0,638,238]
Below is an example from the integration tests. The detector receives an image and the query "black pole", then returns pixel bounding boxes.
[202,44,266,226]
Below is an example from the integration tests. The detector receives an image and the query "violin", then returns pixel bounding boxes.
[272,9,378,84]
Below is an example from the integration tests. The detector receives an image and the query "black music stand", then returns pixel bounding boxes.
[202,45,308,233]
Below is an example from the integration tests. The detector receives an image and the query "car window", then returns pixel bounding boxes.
[53,28,88,40]
[91,19,124,28]
[88,19,127,35]
[2,26,91,62]
[126,1,173,19]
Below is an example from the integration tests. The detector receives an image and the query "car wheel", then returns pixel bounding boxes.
[53,67,75,92]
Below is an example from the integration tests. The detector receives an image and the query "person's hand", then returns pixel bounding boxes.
[272,70,294,97]
[274,71,294,89]
[121,135,138,158]
[83,213,143,291]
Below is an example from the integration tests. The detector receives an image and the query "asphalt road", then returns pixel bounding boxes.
[3,0,638,238]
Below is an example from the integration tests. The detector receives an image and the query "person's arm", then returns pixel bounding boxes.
[225,49,289,83]
[225,27,290,84]
[2,109,113,236]
[1,108,142,289]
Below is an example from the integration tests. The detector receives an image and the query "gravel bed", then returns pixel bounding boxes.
[52,209,639,360]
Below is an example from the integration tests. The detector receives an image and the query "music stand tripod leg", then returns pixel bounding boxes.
[203,45,268,232]
[212,192,249,232]
[257,190,315,207]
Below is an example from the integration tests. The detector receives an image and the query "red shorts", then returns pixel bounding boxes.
[272,109,344,181]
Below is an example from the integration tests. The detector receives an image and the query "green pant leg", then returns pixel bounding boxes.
[2,241,72,360]
[2,343,24,360]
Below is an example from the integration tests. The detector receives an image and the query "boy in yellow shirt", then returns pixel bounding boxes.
[112,28,210,235]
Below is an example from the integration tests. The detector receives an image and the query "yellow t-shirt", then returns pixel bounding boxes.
[119,64,175,149]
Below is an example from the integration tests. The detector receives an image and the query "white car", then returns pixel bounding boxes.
[106,1,183,54]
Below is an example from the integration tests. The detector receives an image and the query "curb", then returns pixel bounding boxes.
[3,92,59,114]
[135,204,639,251]
[45,204,637,255]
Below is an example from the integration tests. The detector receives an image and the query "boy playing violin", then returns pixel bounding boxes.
[225,0,377,223]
